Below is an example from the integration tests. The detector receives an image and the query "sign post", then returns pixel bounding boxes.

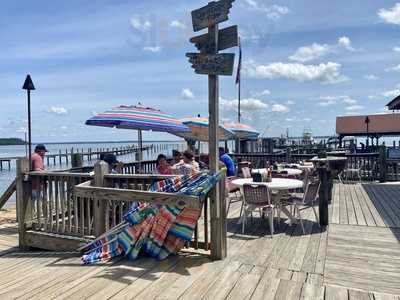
[186,0,237,260]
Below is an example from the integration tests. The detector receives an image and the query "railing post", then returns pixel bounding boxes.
[93,161,108,236]
[71,153,83,168]
[379,145,387,183]
[16,158,32,250]
[210,170,227,260]
[318,165,330,228]
[286,148,292,163]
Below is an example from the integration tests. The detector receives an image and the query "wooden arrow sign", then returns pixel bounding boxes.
[191,0,235,32]
[190,25,238,53]
[186,53,235,76]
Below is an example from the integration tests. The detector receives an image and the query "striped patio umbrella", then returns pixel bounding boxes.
[85,104,190,165]
[223,122,260,139]
[174,117,234,142]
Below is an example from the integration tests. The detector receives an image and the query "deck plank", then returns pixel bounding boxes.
[358,185,386,227]
[339,183,348,225]
[0,183,399,299]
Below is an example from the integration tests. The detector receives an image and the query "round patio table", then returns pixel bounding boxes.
[232,178,304,225]
[232,177,304,190]
[252,168,303,176]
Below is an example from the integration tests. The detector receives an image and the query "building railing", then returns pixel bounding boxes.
[232,147,398,182]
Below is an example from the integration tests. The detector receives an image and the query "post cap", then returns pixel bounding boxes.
[22,75,35,90]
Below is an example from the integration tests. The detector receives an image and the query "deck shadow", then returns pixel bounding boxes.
[362,183,400,241]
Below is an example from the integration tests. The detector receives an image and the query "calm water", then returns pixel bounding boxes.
[0,141,189,206]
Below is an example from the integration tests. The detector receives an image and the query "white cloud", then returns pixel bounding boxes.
[245,1,289,20]
[303,118,311,122]
[244,60,348,84]
[271,104,290,113]
[386,64,400,72]
[289,43,331,63]
[338,36,355,51]
[364,74,379,80]
[60,126,68,130]
[181,88,194,100]
[170,20,186,29]
[16,126,27,133]
[289,36,355,63]
[265,5,290,19]
[289,36,356,63]
[346,105,364,111]
[378,3,400,25]
[130,16,152,31]
[317,95,357,106]
[48,106,68,115]
[318,99,336,106]
[143,46,161,53]
[221,97,268,111]
[250,89,271,97]
[286,100,295,105]
[285,118,294,122]
[342,96,357,104]
[382,89,400,98]
[394,47,400,52]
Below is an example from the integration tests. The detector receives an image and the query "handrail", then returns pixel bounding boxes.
[29,171,93,178]
[0,178,16,210]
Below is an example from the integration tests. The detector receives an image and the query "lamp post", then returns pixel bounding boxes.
[365,116,370,148]
[22,75,35,170]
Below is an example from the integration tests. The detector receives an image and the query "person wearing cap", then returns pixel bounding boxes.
[31,144,48,171]
[102,153,123,174]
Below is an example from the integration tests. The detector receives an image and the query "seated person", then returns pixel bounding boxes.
[172,150,200,175]
[172,149,183,165]
[155,154,172,175]
[219,147,236,177]
[103,153,123,174]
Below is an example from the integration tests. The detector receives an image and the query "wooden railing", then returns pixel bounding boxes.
[16,158,227,260]
[231,153,315,168]
[233,148,399,182]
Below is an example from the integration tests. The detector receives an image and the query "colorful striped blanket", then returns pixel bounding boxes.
[81,171,222,264]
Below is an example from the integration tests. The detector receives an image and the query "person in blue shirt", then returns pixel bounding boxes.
[219,147,236,176]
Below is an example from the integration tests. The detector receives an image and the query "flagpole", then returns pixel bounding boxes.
[236,38,242,153]
[238,72,241,123]
[237,37,241,124]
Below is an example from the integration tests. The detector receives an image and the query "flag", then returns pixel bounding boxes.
[235,38,241,85]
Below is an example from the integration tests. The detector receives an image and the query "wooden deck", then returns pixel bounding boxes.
[0,183,399,299]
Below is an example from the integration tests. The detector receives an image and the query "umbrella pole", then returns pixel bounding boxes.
[197,140,201,164]
[138,129,143,173]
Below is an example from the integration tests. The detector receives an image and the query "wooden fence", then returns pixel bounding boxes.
[16,158,227,260]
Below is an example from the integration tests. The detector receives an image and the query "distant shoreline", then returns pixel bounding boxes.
[0,138,26,146]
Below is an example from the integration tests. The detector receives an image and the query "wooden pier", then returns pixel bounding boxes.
[0,182,399,299]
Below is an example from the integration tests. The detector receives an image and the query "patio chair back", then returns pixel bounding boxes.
[226,176,240,193]
[241,167,252,178]
[243,184,272,206]
[302,168,310,188]
[303,181,320,205]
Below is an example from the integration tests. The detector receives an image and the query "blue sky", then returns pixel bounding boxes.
[1,0,400,142]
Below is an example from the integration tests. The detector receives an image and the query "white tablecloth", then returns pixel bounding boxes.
[232,178,304,190]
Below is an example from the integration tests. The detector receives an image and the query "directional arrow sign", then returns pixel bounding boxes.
[191,0,235,32]
[190,25,238,53]
[186,53,235,76]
